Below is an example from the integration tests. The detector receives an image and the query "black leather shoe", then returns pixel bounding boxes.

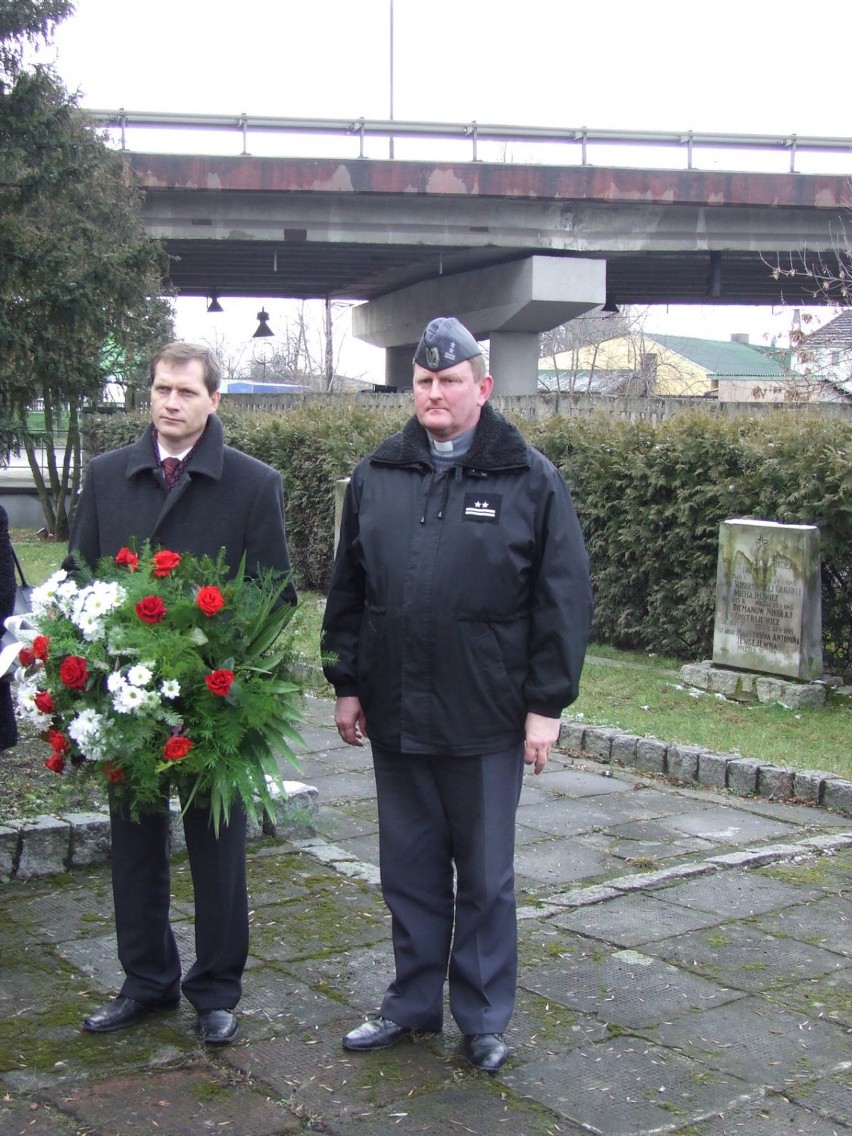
[342,1016,411,1051]
[197,1009,238,1046]
[82,995,179,1034]
[462,1033,509,1073]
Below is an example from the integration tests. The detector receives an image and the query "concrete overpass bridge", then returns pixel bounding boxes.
[97,111,852,391]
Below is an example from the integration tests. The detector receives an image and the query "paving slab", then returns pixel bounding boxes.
[686,1093,852,1135]
[42,1064,303,1136]
[652,867,823,915]
[502,1036,752,1136]
[549,889,729,946]
[521,947,744,1029]
[644,996,848,1085]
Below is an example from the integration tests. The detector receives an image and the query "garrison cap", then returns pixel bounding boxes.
[413,317,481,372]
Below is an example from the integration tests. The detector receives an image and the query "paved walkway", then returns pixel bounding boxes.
[1,695,850,1136]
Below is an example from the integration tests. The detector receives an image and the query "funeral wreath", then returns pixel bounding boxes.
[13,543,303,831]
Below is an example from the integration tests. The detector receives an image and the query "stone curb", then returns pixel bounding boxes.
[557,722,852,816]
[0,781,318,883]
[519,830,852,918]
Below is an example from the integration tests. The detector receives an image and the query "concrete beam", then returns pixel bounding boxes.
[353,256,606,395]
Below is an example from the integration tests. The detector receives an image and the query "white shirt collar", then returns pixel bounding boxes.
[157,442,192,463]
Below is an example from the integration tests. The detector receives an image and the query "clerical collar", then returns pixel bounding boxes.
[428,426,476,457]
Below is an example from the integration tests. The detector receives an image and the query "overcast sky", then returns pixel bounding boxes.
[41,0,849,378]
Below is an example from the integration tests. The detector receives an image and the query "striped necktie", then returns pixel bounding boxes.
[162,456,182,490]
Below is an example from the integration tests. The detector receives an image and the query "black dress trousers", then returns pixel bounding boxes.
[372,742,525,1034]
[108,796,248,1011]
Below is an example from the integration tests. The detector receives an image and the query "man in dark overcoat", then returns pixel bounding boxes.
[67,341,296,1046]
[322,317,592,1072]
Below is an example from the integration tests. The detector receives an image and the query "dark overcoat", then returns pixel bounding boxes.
[66,415,296,598]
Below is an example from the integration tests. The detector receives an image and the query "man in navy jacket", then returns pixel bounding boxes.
[69,341,296,1046]
[322,317,592,1072]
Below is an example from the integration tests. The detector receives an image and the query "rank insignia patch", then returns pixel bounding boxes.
[463,493,501,522]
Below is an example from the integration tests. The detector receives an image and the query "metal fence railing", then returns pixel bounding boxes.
[83,109,852,175]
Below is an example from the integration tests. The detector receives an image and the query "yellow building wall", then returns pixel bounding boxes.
[543,337,714,397]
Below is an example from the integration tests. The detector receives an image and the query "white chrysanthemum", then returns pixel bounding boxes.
[112,684,146,714]
[107,671,125,693]
[68,710,108,761]
[14,682,51,726]
[160,679,180,700]
[127,664,153,687]
[77,613,106,642]
[87,580,126,615]
[68,707,105,744]
[142,689,161,711]
[72,581,126,630]
[30,570,75,617]
[53,580,82,618]
[29,569,69,608]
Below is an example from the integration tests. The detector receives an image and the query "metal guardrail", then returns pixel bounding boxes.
[83,109,852,174]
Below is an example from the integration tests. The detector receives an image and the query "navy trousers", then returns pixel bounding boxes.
[108,797,248,1012]
[372,742,525,1034]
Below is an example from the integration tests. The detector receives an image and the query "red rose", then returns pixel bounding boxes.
[34,691,55,714]
[45,753,65,774]
[49,729,70,755]
[18,646,35,667]
[205,669,235,697]
[152,550,181,578]
[196,586,225,617]
[59,655,88,690]
[102,761,125,783]
[115,547,139,572]
[162,736,193,762]
[135,595,167,624]
[32,636,50,660]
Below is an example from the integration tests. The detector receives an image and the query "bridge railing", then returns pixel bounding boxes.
[83,109,852,175]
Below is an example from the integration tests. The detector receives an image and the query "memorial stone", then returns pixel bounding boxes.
[712,519,822,681]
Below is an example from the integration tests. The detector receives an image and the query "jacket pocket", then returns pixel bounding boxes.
[451,613,528,729]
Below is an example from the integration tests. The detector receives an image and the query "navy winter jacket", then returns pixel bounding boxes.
[322,403,592,755]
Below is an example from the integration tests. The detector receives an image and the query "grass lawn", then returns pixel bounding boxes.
[10,532,851,781]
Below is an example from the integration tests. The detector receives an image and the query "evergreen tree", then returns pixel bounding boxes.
[0,0,172,536]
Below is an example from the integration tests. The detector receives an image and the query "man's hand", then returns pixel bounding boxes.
[524,712,561,775]
[334,696,368,747]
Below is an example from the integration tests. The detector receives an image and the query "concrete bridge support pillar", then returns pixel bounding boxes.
[488,332,542,395]
[385,344,415,390]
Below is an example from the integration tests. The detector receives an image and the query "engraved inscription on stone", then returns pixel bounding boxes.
[712,519,822,681]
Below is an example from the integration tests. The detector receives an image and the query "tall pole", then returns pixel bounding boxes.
[389,0,395,159]
[325,296,334,390]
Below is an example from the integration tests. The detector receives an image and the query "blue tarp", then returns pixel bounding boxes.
[220,381,306,394]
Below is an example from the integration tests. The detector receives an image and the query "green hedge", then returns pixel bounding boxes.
[529,409,852,672]
[85,403,852,673]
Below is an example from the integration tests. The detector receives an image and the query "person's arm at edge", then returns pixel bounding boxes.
[63,463,100,575]
[243,467,298,606]
[523,466,593,774]
[321,474,368,745]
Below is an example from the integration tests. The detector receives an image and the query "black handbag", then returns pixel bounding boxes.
[0,547,34,678]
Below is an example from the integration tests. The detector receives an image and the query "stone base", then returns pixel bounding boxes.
[2,782,319,883]
[680,661,827,708]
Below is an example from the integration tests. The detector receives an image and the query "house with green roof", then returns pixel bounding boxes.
[538,331,821,401]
